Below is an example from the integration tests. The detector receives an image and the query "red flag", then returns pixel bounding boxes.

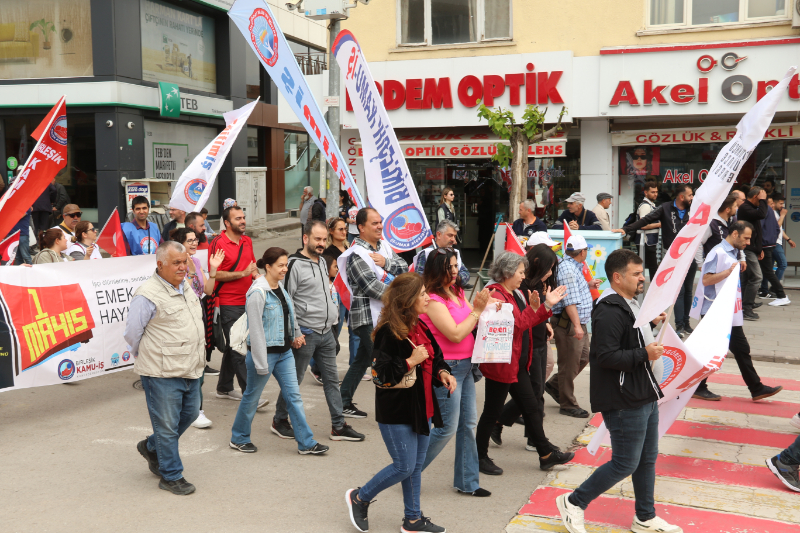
[504,224,526,256]
[0,230,20,264]
[0,97,67,240]
[30,101,61,142]
[95,210,127,258]
[563,224,600,299]
[333,273,351,311]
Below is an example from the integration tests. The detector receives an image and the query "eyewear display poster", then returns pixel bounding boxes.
[140,0,216,93]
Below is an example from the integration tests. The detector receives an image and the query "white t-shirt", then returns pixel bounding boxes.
[775,210,782,246]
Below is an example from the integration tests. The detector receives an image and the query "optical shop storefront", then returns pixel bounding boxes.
[340,51,577,250]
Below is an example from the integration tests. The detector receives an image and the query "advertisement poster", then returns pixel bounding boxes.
[0,0,93,80]
[619,146,661,180]
[125,182,150,212]
[140,0,216,93]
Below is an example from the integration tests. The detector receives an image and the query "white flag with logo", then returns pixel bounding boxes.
[634,67,796,327]
[168,99,258,213]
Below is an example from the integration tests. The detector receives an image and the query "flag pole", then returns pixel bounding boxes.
[656,304,674,346]
[470,223,500,300]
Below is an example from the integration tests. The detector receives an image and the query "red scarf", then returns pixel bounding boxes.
[409,322,435,419]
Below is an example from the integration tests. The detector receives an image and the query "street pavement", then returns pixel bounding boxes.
[739,293,800,364]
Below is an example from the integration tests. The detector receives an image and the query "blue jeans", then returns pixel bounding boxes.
[570,402,659,522]
[762,244,788,291]
[422,358,480,492]
[340,324,372,406]
[14,233,31,265]
[360,421,431,521]
[231,350,317,451]
[140,376,201,482]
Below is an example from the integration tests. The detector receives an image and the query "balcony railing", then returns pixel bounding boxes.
[294,52,327,75]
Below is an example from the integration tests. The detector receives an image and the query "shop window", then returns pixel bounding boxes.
[0,0,94,80]
[284,132,311,211]
[398,0,512,47]
[247,127,263,166]
[539,140,580,224]
[287,39,327,75]
[648,0,788,28]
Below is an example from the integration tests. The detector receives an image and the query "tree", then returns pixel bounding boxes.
[477,103,567,221]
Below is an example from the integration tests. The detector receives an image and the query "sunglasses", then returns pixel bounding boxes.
[632,155,647,161]
[433,247,455,256]
[66,212,82,218]
[87,227,98,233]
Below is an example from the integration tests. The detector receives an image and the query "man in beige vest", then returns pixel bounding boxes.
[125,241,205,495]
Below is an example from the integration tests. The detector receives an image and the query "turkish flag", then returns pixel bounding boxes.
[0,230,20,264]
[0,96,67,240]
[333,273,351,311]
[95,209,127,258]
[504,224,526,256]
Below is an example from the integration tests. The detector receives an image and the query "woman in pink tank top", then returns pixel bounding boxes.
[419,247,495,497]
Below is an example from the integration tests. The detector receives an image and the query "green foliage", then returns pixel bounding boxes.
[29,19,55,42]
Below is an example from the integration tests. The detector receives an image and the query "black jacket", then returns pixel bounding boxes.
[162,219,179,242]
[311,198,327,222]
[512,217,548,244]
[624,200,688,251]
[737,199,768,254]
[372,322,450,435]
[589,294,663,413]
[555,207,601,231]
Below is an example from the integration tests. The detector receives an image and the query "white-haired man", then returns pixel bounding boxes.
[512,199,547,246]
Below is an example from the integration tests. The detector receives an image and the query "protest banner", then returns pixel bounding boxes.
[229,0,364,209]
[168,99,258,213]
[0,97,67,240]
[333,30,432,251]
[587,265,739,454]
[634,67,796,327]
[0,255,159,392]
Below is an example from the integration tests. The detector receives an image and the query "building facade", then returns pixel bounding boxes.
[0,0,329,223]
[340,0,800,260]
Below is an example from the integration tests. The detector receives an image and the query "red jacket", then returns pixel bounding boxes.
[480,284,552,384]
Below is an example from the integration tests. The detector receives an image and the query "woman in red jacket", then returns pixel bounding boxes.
[476,251,574,475]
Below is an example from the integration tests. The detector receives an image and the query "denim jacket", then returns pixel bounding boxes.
[246,277,301,374]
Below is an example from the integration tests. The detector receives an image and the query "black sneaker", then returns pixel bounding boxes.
[752,385,783,401]
[692,388,722,401]
[229,441,257,453]
[346,488,371,532]
[490,423,503,446]
[271,419,295,439]
[766,455,800,492]
[343,402,367,419]
[743,310,760,321]
[753,302,763,309]
[457,487,491,497]
[158,477,196,495]
[515,415,525,425]
[540,449,575,470]
[682,324,694,334]
[401,516,446,533]
[299,442,329,455]
[676,328,686,339]
[204,365,220,376]
[479,456,503,475]
[137,439,160,476]
[559,407,590,418]
[759,291,777,300]
[528,442,561,453]
[544,382,560,404]
[331,423,366,441]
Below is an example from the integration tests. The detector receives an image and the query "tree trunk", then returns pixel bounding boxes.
[508,128,529,221]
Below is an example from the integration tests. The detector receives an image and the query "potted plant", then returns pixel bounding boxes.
[30,19,56,50]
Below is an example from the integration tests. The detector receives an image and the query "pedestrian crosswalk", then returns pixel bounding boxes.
[505,361,800,532]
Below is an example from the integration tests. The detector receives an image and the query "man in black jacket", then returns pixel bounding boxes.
[736,187,768,320]
[624,184,696,338]
[557,249,679,533]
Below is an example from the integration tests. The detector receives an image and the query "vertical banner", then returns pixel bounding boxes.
[168,99,258,213]
[228,0,365,210]
[634,67,796,327]
[332,30,432,251]
[0,96,67,240]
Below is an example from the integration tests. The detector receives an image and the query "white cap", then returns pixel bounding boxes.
[526,232,558,247]
[566,234,588,251]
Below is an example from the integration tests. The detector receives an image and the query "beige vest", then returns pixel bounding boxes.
[133,273,205,379]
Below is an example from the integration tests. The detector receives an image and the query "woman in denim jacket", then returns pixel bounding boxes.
[229,247,329,455]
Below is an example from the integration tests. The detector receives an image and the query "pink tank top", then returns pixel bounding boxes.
[421,292,474,360]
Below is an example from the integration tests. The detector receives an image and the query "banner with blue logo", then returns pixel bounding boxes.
[229,0,365,210]
[332,31,431,251]
[168,99,258,213]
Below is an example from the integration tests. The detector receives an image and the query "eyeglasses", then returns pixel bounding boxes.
[87,228,98,233]
[185,238,199,244]
[65,212,82,218]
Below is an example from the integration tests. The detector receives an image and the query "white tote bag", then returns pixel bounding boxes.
[471,303,515,364]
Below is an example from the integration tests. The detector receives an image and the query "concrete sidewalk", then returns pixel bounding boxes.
[731,291,800,365]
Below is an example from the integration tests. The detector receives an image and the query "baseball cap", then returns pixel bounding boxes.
[526,232,558,248]
[596,192,612,202]
[566,235,588,251]
[565,192,586,204]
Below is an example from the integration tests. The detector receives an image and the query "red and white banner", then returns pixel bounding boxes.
[588,265,739,454]
[0,97,67,240]
[0,231,20,264]
[634,67,796,327]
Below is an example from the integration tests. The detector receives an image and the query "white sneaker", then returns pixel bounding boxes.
[556,493,587,533]
[790,414,800,431]
[257,397,270,410]
[631,515,683,533]
[216,390,243,400]
[192,410,212,429]
[769,297,791,307]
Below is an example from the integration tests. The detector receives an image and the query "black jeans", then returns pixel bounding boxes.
[644,244,658,282]
[499,345,547,431]
[216,305,247,394]
[758,247,786,299]
[31,211,51,235]
[697,325,762,394]
[673,262,697,329]
[477,350,554,457]
[340,324,374,406]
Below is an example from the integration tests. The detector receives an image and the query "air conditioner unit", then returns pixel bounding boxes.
[303,0,348,20]
[793,0,800,29]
